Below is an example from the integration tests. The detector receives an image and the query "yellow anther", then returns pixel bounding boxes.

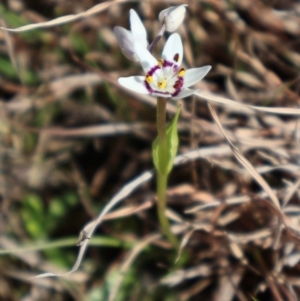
[158,59,164,68]
[178,68,186,77]
[146,74,153,83]
[157,80,167,89]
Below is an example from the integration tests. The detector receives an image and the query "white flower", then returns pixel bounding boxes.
[114,9,148,62]
[118,33,211,100]
[158,5,188,32]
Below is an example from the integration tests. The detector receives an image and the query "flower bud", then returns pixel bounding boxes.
[158,5,188,32]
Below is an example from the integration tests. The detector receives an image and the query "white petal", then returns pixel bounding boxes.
[134,41,158,73]
[162,33,183,66]
[150,92,171,98]
[114,26,138,62]
[183,66,211,88]
[171,89,199,100]
[118,76,149,94]
[130,9,148,48]
[158,5,188,32]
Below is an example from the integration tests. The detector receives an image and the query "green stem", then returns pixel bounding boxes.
[157,97,168,166]
[156,97,178,249]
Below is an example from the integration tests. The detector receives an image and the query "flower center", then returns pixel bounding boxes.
[158,80,167,89]
[144,55,185,97]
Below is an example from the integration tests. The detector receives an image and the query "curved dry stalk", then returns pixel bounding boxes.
[0,0,131,32]
[207,103,280,210]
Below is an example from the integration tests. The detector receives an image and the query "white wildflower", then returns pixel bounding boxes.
[118,33,211,100]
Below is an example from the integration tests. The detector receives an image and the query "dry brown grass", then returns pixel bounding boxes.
[1,0,300,300]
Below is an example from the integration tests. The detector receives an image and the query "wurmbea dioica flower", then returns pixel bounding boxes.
[118,33,211,100]
[159,5,188,32]
[114,9,148,62]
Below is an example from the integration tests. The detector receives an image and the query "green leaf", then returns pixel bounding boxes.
[0,57,18,79]
[152,106,181,175]
[21,194,47,238]
[70,33,89,55]
[165,105,181,172]
[152,135,161,172]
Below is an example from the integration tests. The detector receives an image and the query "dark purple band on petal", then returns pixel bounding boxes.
[148,65,160,76]
[173,78,183,90]
[171,77,184,97]
[145,81,153,93]
[163,60,173,67]
[172,90,180,97]
[154,91,170,95]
